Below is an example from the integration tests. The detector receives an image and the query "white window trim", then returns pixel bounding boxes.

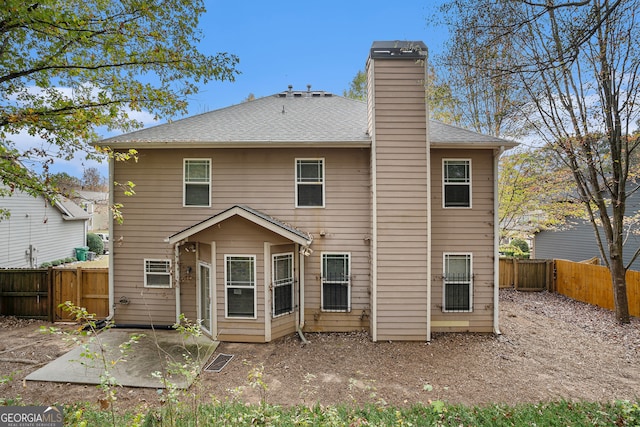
[197,261,212,333]
[272,252,294,318]
[224,254,257,319]
[144,259,172,288]
[320,252,351,313]
[442,158,472,209]
[442,252,473,313]
[183,158,212,207]
[295,158,325,208]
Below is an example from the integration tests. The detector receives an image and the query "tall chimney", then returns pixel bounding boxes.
[367,41,430,342]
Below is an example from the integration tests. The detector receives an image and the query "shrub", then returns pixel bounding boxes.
[87,233,104,255]
[64,257,75,263]
[51,260,62,266]
[40,262,52,268]
[510,238,530,253]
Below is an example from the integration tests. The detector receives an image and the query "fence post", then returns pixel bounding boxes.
[76,267,83,310]
[546,260,554,293]
[513,258,519,290]
[47,267,54,322]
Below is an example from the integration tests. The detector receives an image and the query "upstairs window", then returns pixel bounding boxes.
[321,253,350,312]
[184,159,211,207]
[443,159,471,208]
[296,159,324,207]
[443,253,473,312]
[144,259,172,288]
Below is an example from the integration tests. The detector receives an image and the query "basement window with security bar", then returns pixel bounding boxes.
[443,253,473,312]
[321,253,350,312]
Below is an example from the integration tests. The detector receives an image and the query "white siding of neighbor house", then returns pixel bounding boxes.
[0,189,86,268]
[368,57,430,341]
[111,147,371,333]
[430,149,496,332]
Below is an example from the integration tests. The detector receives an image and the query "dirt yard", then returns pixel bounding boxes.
[0,289,638,412]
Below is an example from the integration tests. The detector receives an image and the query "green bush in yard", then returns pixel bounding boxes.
[87,233,104,255]
[510,237,530,253]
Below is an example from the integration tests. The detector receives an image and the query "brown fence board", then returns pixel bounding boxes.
[0,267,108,321]
[0,269,50,319]
[53,268,109,321]
[499,258,552,291]
[555,259,640,317]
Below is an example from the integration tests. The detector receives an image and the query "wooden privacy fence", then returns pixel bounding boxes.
[555,259,640,317]
[499,258,554,291]
[0,269,49,320]
[0,267,109,321]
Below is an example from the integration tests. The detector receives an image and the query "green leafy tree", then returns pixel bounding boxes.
[0,0,239,218]
[499,146,584,239]
[435,1,526,138]
[345,65,460,123]
[343,70,367,101]
[50,171,81,193]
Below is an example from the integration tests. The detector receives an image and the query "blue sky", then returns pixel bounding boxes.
[191,1,447,113]
[26,1,449,178]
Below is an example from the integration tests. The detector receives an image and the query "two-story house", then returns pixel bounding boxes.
[99,41,517,342]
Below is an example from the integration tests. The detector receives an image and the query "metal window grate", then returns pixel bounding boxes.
[204,354,234,373]
[443,273,472,312]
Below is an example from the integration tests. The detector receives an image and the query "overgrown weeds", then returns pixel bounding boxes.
[65,399,640,426]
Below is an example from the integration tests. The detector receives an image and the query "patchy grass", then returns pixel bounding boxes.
[65,399,640,426]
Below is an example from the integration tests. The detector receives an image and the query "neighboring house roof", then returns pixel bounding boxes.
[99,90,517,149]
[53,196,90,221]
[167,205,313,246]
[74,190,109,204]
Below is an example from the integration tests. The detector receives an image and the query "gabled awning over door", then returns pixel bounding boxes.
[166,205,313,247]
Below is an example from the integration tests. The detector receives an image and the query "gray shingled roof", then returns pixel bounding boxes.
[101,90,369,146]
[99,90,516,148]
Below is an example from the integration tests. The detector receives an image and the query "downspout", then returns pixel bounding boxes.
[297,243,309,344]
[493,146,506,335]
[264,242,271,342]
[107,157,115,321]
[369,59,378,342]
[174,243,181,324]
[424,55,432,343]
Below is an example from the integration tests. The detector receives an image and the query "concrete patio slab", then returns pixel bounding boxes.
[26,328,218,389]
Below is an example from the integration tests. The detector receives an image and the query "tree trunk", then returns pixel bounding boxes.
[609,256,630,324]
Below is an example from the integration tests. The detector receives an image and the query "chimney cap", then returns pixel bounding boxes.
[370,41,427,59]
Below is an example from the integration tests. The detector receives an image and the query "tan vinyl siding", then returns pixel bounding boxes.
[112,148,370,335]
[303,309,369,332]
[196,217,276,342]
[370,58,429,341]
[179,246,197,322]
[271,313,296,340]
[430,149,495,332]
